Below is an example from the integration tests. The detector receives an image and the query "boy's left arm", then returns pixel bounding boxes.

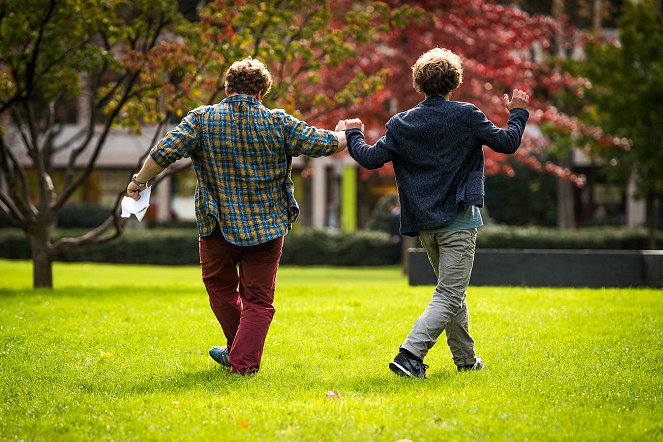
[343,119,395,170]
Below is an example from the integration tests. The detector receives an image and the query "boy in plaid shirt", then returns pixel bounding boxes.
[127,58,347,375]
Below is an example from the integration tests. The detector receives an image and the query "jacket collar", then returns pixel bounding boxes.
[420,95,448,107]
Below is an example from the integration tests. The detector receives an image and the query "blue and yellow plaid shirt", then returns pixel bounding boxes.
[150,94,339,245]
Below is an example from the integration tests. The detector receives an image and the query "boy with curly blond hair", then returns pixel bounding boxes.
[342,48,530,378]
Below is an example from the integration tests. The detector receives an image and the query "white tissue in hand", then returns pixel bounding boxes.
[121,187,151,222]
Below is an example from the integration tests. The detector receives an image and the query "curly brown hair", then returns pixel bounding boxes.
[412,48,463,97]
[224,57,273,97]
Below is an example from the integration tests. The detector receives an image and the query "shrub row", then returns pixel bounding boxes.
[1,226,661,266]
[0,227,393,266]
[475,225,663,250]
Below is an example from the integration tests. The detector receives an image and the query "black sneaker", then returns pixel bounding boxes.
[389,351,428,379]
[458,356,484,372]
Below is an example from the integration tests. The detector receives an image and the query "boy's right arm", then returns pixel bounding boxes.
[475,89,530,154]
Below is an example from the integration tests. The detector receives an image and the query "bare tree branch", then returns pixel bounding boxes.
[0,151,33,224]
[9,108,36,159]
[52,196,127,253]
[55,13,172,212]
[0,188,25,225]
[24,0,57,97]
[38,94,62,173]
[52,157,190,254]
[0,135,36,217]
[54,72,141,212]
[18,100,57,212]
[60,70,110,188]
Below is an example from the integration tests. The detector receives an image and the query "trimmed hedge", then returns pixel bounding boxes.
[280,229,392,266]
[58,204,113,229]
[475,226,663,250]
[1,226,661,266]
[0,227,393,266]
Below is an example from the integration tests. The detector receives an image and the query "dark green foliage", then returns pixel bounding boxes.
[0,229,31,259]
[57,204,113,229]
[1,227,661,265]
[485,162,559,227]
[280,229,393,266]
[476,226,663,250]
[0,210,15,228]
[0,228,392,266]
[366,193,399,232]
[564,0,663,242]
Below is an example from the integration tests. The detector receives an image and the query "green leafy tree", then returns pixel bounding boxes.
[0,0,189,289]
[0,0,411,289]
[567,0,663,246]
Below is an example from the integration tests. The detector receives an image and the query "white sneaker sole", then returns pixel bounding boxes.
[389,361,414,378]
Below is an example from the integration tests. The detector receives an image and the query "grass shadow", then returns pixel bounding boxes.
[110,366,247,397]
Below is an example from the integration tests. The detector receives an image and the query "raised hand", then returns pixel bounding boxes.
[503,89,530,111]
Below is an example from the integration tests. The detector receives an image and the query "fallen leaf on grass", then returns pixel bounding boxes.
[325,390,341,399]
[239,421,251,428]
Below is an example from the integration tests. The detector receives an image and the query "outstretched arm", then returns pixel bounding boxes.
[126,155,165,200]
[342,118,395,170]
[126,110,200,200]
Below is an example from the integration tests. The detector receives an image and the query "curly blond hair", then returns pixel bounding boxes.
[224,57,273,97]
[412,48,463,97]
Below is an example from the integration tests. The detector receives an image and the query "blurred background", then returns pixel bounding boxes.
[1,0,662,288]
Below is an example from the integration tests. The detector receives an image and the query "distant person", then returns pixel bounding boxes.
[126,57,347,375]
[341,48,529,378]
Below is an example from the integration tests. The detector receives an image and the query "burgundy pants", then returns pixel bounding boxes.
[199,229,284,374]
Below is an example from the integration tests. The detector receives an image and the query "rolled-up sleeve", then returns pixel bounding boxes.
[280,112,338,158]
[149,110,200,167]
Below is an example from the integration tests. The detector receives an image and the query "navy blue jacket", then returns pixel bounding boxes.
[346,96,529,237]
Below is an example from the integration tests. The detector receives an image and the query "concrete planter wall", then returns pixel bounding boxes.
[408,249,663,288]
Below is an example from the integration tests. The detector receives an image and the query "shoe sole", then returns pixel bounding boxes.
[458,364,484,371]
[389,361,414,378]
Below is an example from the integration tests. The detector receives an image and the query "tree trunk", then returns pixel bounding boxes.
[29,228,54,289]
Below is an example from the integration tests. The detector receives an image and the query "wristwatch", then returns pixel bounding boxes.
[131,174,148,187]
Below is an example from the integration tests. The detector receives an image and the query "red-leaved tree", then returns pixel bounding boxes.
[310,0,629,188]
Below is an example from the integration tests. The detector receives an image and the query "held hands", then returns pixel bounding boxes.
[336,118,364,132]
[503,89,529,111]
[333,118,364,153]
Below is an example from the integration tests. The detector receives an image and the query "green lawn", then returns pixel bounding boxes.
[0,259,661,441]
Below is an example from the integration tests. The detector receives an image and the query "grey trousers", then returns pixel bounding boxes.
[401,228,478,367]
